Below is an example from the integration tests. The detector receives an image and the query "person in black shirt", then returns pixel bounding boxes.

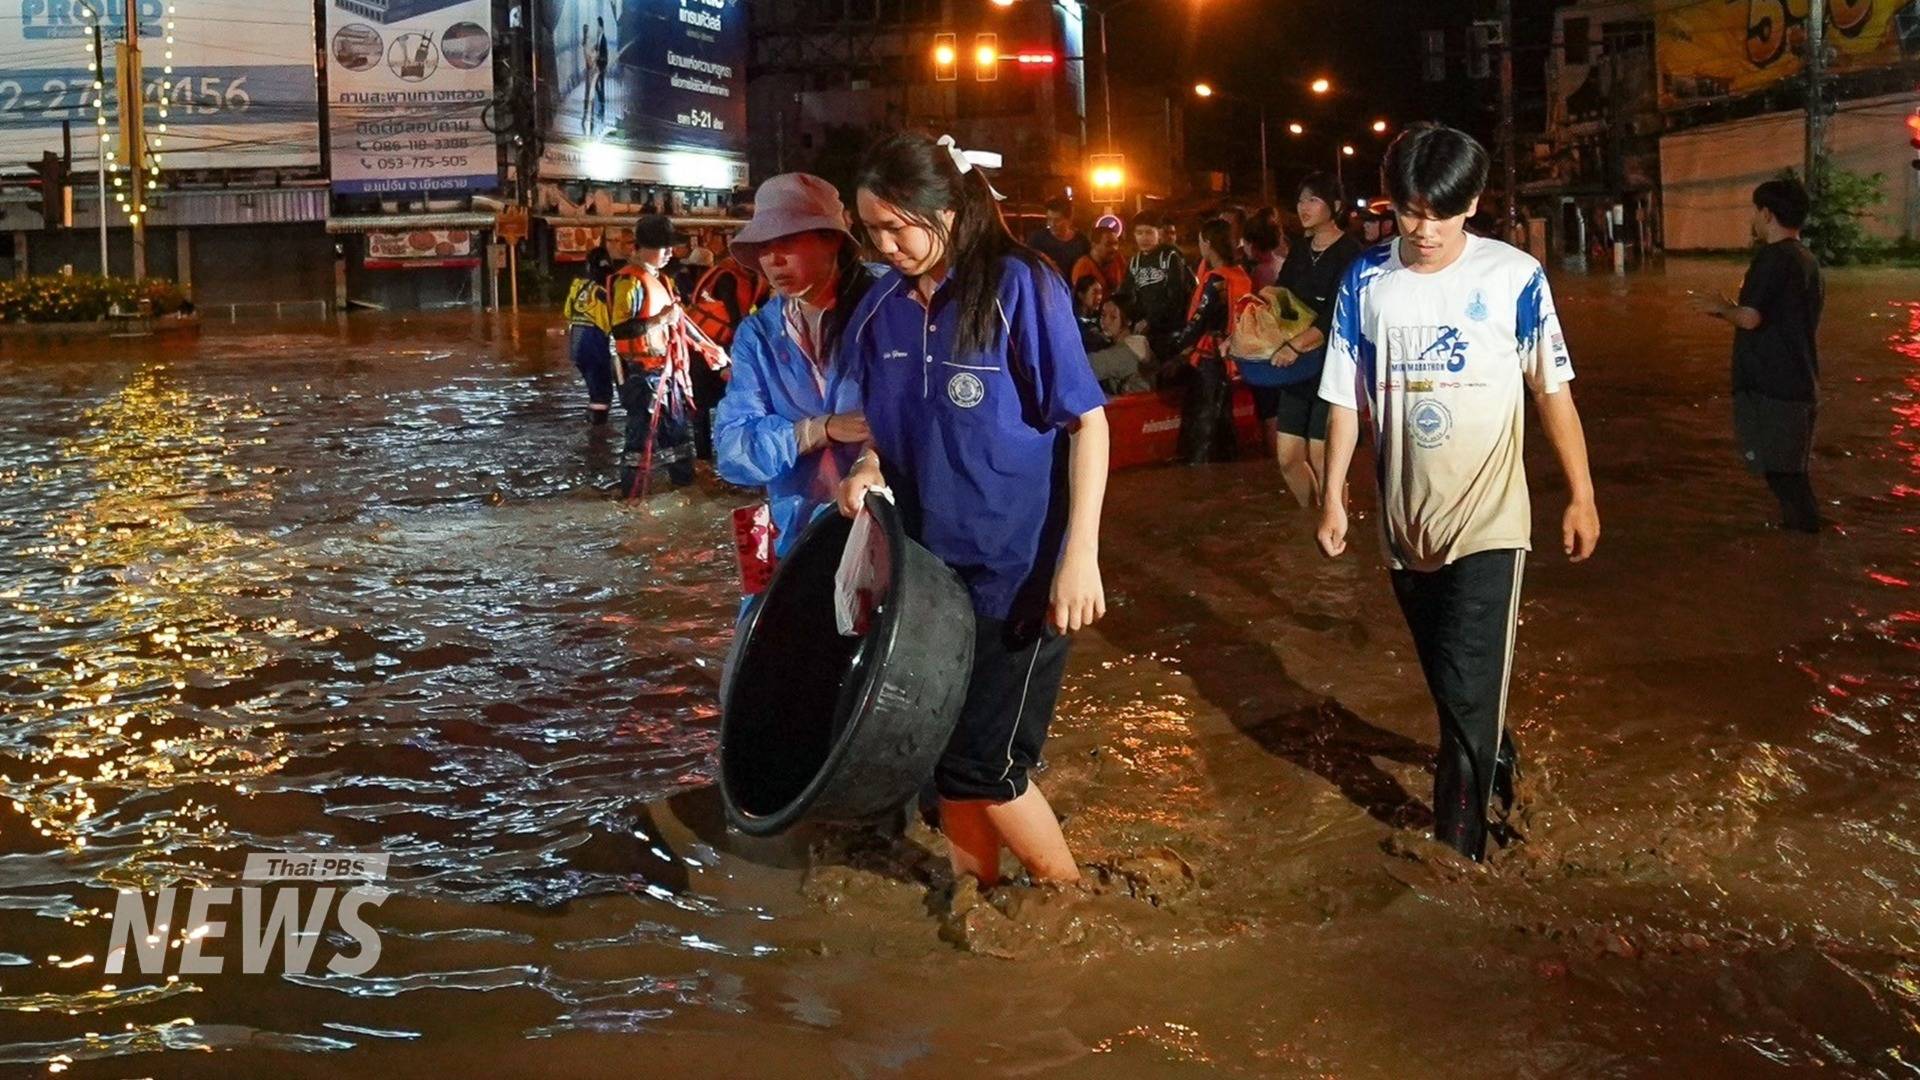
[1026,197,1093,281]
[1268,173,1362,506]
[1697,178,1825,533]
[1118,210,1197,362]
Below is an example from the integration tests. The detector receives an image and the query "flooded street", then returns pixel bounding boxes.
[1,259,1917,1077]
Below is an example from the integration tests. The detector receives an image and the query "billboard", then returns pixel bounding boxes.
[325,0,499,194]
[535,0,748,183]
[0,0,319,174]
[1659,0,1920,108]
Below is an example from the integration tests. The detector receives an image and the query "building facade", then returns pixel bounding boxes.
[2,0,753,312]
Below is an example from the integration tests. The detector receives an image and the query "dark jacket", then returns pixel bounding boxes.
[1119,244,1195,335]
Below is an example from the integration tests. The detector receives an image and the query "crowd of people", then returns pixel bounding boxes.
[556,121,1827,884]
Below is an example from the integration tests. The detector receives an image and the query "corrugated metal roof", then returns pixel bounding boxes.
[151,188,329,227]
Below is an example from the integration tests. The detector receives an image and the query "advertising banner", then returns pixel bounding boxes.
[364,226,480,267]
[1658,0,1920,108]
[534,0,748,183]
[325,0,499,194]
[0,0,319,173]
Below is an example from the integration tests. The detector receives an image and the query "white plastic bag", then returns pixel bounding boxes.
[834,487,894,637]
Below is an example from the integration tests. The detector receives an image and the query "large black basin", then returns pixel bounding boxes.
[719,493,975,836]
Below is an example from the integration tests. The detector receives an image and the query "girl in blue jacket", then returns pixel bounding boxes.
[713,174,879,562]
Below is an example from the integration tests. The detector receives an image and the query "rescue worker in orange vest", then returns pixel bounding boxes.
[610,214,729,493]
[686,252,770,460]
[1169,217,1252,464]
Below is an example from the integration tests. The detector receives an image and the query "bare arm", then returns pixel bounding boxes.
[1314,405,1361,557]
[1274,326,1326,365]
[1532,385,1600,561]
[1696,293,1763,331]
[1052,407,1109,633]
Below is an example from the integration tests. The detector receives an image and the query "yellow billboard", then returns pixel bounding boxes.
[1659,0,1920,108]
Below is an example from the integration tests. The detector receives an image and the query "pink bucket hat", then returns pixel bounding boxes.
[729,173,853,265]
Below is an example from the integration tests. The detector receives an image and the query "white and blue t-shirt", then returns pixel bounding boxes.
[1318,234,1574,571]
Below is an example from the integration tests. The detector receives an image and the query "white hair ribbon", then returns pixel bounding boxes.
[936,134,1006,202]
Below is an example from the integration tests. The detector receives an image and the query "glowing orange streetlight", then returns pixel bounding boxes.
[1193,82,1214,98]
[1372,119,1389,134]
[1287,122,1305,136]
[1310,77,1332,95]
[1341,144,1356,156]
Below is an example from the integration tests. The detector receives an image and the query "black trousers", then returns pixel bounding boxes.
[1391,548,1525,860]
[1765,471,1821,533]
[618,368,694,490]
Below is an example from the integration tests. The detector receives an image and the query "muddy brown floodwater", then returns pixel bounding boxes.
[0,259,1916,1078]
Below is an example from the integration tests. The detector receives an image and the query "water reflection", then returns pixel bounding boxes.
[0,267,1915,1074]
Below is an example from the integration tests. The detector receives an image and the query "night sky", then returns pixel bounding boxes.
[1102,0,1536,203]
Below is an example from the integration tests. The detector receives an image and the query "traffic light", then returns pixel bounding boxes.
[1089,153,1126,203]
[933,32,958,81]
[31,151,71,229]
[974,33,998,81]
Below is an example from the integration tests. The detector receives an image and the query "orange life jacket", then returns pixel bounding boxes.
[688,258,769,349]
[1184,265,1253,368]
[611,266,677,370]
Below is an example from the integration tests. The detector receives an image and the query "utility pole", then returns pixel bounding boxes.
[91,13,107,274]
[1804,0,1827,196]
[118,0,146,281]
[1497,0,1518,242]
[1097,6,1113,152]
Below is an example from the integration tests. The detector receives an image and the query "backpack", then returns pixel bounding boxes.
[1228,286,1319,364]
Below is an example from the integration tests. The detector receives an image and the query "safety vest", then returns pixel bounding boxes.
[563,275,611,332]
[1185,265,1253,368]
[688,258,769,349]
[610,266,677,370]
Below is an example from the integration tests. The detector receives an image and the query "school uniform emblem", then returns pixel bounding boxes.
[947,371,986,408]
[1410,399,1453,449]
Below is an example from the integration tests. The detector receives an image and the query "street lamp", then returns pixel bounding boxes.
[1193,81,1269,205]
[1310,77,1332,95]
[1287,122,1305,136]
[1372,119,1389,134]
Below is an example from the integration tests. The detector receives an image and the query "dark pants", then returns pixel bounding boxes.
[689,355,727,461]
[569,325,614,407]
[619,367,694,491]
[1177,355,1237,464]
[1390,548,1525,860]
[1765,471,1821,533]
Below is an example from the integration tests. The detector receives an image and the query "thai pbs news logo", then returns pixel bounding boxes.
[106,853,391,976]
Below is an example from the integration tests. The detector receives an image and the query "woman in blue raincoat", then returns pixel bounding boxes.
[713,174,879,564]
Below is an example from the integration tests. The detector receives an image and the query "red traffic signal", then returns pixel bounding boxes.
[1015,51,1056,66]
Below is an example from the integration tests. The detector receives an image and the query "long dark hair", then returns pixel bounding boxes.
[853,131,1036,357]
[821,235,874,360]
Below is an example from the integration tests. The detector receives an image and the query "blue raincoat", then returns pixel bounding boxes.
[712,283,872,561]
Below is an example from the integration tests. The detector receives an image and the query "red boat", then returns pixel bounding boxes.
[1104,385,1266,470]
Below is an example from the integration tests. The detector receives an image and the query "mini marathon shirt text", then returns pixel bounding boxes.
[1319,234,1574,571]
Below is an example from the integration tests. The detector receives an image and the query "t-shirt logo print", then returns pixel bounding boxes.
[1409,399,1453,449]
[1466,289,1489,323]
[947,371,986,408]
[1418,327,1470,373]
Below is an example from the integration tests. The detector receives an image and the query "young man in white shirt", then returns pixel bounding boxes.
[1315,124,1601,861]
